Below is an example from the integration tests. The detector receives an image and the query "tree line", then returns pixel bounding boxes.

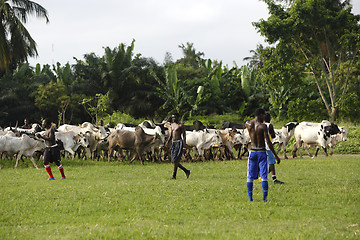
[0,0,359,126]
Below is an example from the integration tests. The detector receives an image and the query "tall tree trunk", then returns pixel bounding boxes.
[329,106,336,122]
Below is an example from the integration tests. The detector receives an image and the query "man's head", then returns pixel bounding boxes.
[24,118,28,124]
[42,118,52,129]
[254,108,266,122]
[171,112,180,123]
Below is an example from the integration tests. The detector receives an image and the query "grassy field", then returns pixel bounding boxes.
[0,155,359,239]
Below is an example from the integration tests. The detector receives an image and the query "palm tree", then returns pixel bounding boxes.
[177,42,204,67]
[0,0,49,73]
[243,44,264,69]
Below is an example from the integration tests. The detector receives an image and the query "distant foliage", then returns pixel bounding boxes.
[104,111,146,127]
[287,98,328,122]
[334,126,360,154]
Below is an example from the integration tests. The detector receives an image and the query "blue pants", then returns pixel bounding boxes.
[247,151,268,201]
[247,151,268,181]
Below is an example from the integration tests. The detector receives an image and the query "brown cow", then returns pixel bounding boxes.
[107,126,163,165]
[215,130,242,160]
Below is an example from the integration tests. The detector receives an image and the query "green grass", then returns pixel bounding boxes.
[0,156,359,239]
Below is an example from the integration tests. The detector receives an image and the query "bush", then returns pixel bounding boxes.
[185,113,252,128]
[337,93,360,123]
[104,111,146,127]
[287,98,328,122]
[333,126,360,154]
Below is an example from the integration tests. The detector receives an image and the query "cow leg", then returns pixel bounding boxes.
[280,143,288,159]
[84,148,91,160]
[15,153,22,168]
[315,147,320,157]
[292,142,298,158]
[283,145,288,159]
[198,149,205,162]
[193,148,201,161]
[217,147,225,160]
[323,147,328,157]
[225,144,235,160]
[108,148,113,162]
[241,144,249,157]
[29,156,39,169]
[276,143,282,155]
[136,149,144,165]
[206,149,213,161]
[129,151,139,164]
[182,148,191,162]
[235,145,242,160]
[66,149,75,159]
[303,144,312,157]
[229,148,236,160]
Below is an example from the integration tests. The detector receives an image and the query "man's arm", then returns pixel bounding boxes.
[269,123,276,139]
[165,125,173,148]
[264,127,281,164]
[36,128,55,141]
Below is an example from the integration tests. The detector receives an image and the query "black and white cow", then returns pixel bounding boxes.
[292,121,340,158]
[272,122,299,159]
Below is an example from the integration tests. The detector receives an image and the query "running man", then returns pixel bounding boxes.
[36,118,66,180]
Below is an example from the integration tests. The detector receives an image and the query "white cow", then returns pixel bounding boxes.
[0,135,45,168]
[58,122,108,139]
[185,130,223,161]
[292,121,340,158]
[18,123,43,135]
[58,123,108,159]
[0,129,16,136]
[55,131,90,159]
[234,128,251,160]
[272,122,299,159]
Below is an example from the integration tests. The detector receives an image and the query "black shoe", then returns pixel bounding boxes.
[273,179,284,184]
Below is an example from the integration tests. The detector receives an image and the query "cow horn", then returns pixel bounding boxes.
[15,121,18,129]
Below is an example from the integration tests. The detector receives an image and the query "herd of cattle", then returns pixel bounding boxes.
[0,119,347,168]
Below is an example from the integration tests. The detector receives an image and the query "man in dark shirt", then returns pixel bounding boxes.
[21,118,31,129]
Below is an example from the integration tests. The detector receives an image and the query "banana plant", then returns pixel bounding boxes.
[151,65,189,117]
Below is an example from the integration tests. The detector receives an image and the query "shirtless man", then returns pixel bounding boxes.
[245,108,280,201]
[165,113,191,180]
[36,118,66,180]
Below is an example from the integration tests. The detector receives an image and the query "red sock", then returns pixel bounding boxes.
[44,164,54,178]
[58,164,65,178]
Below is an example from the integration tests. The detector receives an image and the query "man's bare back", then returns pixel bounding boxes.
[245,111,280,161]
[246,119,267,150]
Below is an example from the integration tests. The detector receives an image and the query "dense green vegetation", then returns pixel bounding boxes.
[0,155,359,239]
[1,0,359,126]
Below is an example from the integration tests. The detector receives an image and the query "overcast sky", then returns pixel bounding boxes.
[26,0,360,68]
